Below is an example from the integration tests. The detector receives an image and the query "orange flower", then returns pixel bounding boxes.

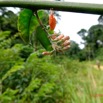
[49,10,56,30]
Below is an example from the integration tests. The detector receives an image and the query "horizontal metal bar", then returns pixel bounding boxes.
[0,0,103,15]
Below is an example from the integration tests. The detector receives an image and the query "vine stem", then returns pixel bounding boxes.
[34,11,50,37]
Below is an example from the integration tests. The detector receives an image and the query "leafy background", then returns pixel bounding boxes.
[0,2,103,103]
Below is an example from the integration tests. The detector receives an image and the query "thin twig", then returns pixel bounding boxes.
[34,11,50,37]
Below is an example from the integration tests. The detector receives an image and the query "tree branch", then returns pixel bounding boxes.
[0,0,103,15]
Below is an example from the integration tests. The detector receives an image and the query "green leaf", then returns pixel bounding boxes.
[37,10,49,25]
[36,26,53,51]
[18,9,39,43]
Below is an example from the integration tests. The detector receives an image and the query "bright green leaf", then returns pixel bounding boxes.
[18,9,39,43]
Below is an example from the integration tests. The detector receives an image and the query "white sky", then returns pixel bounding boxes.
[54,0,103,48]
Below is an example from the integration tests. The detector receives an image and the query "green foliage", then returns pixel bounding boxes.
[0,88,18,103]
[0,32,20,49]
[78,24,103,60]
[88,24,103,48]
[66,40,80,59]
[78,50,87,61]
[0,31,11,48]
[0,31,11,42]
[18,8,53,52]
[19,45,34,60]
[1,54,103,101]
[0,44,24,78]
[0,7,18,33]
[95,48,103,61]
[1,6,103,103]
[77,29,87,40]
[1,52,70,103]
[36,26,53,51]
[2,64,24,81]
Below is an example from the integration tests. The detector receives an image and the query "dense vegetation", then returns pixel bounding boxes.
[0,6,103,103]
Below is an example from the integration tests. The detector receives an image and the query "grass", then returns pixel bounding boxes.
[61,59,103,103]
